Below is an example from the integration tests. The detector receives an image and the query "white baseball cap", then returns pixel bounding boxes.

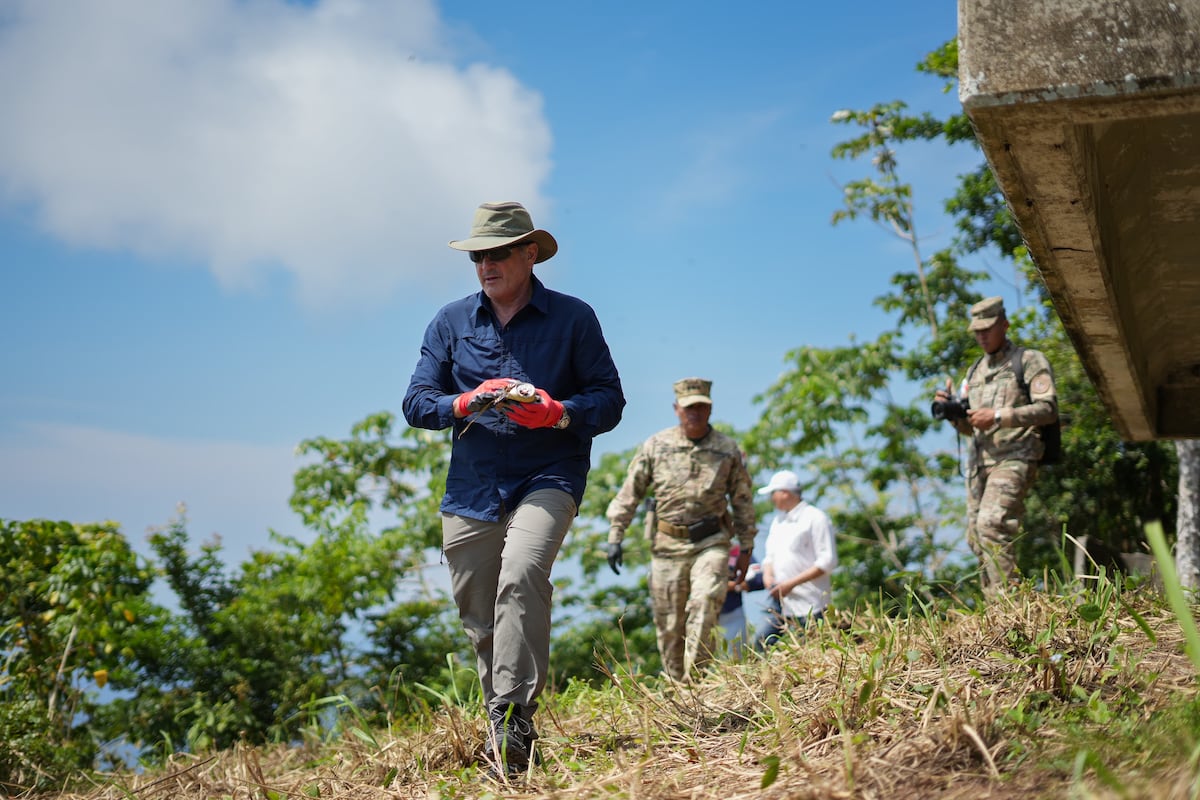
[757,469,802,496]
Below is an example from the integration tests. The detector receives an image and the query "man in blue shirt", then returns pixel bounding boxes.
[403,201,624,775]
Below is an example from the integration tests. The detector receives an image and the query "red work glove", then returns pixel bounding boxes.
[503,388,564,429]
[454,378,515,417]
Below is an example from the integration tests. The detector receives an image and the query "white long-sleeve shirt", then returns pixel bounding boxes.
[762,500,837,617]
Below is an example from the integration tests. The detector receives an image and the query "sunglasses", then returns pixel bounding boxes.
[468,243,531,264]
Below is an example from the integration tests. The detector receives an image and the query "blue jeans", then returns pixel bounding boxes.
[755,606,825,651]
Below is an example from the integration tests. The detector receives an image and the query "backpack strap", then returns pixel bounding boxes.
[1010,346,1030,403]
[967,346,1031,402]
[965,354,985,389]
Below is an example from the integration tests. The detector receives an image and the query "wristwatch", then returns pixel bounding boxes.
[995,409,1004,428]
[553,410,571,430]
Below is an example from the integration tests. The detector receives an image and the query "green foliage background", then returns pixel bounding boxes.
[0,40,1178,791]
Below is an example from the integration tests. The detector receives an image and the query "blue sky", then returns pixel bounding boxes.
[0,0,995,563]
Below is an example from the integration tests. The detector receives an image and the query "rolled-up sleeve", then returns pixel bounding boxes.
[812,510,838,574]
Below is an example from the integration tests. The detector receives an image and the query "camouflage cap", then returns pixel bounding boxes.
[968,296,1006,331]
[673,377,712,406]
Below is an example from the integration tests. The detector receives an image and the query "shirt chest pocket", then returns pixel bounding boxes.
[688,449,728,492]
[454,332,508,383]
[974,369,1018,409]
[978,380,1001,409]
[659,446,724,495]
[455,328,504,356]
[790,527,814,557]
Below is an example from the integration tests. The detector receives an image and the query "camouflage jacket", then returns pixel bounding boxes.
[950,341,1058,468]
[605,425,756,555]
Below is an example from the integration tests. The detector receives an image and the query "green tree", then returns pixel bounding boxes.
[1,414,473,773]
[745,41,1177,612]
[286,413,474,721]
[744,95,984,611]
[925,41,1178,568]
[0,519,167,787]
[91,513,406,754]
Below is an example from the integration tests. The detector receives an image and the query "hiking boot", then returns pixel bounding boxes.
[487,704,537,774]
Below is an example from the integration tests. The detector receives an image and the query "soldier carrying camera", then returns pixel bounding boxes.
[934,296,1059,596]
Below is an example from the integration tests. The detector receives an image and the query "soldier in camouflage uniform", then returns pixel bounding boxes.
[935,296,1058,595]
[605,377,757,680]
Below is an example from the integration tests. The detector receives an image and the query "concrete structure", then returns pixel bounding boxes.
[959,0,1200,440]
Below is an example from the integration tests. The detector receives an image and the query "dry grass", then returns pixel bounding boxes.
[24,584,1200,799]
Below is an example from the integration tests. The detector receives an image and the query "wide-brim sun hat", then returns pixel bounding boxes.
[757,469,802,496]
[448,201,558,263]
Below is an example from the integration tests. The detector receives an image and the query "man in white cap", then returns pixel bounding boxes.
[933,295,1058,596]
[605,377,757,680]
[754,470,837,650]
[403,201,625,775]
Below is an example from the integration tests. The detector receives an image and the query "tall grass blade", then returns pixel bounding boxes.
[1145,521,1200,676]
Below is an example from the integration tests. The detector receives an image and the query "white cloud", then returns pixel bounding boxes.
[0,422,303,560]
[0,0,553,308]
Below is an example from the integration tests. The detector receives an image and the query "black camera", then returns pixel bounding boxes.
[931,396,970,421]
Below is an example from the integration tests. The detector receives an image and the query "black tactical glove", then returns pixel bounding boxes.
[606,541,623,575]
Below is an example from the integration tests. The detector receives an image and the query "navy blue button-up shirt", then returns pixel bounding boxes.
[403,275,624,521]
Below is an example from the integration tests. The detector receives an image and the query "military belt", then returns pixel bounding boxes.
[657,515,721,542]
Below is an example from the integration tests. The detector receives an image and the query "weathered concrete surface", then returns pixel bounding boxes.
[960,0,1200,440]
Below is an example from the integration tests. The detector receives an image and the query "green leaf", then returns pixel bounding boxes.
[350,726,380,750]
[760,755,781,789]
[857,678,875,707]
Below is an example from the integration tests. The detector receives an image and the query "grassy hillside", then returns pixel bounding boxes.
[26,581,1200,799]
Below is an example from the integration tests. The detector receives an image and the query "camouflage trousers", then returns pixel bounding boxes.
[649,544,730,681]
[966,458,1037,595]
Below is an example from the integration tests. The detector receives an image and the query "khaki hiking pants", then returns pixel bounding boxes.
[442,488,576,714]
